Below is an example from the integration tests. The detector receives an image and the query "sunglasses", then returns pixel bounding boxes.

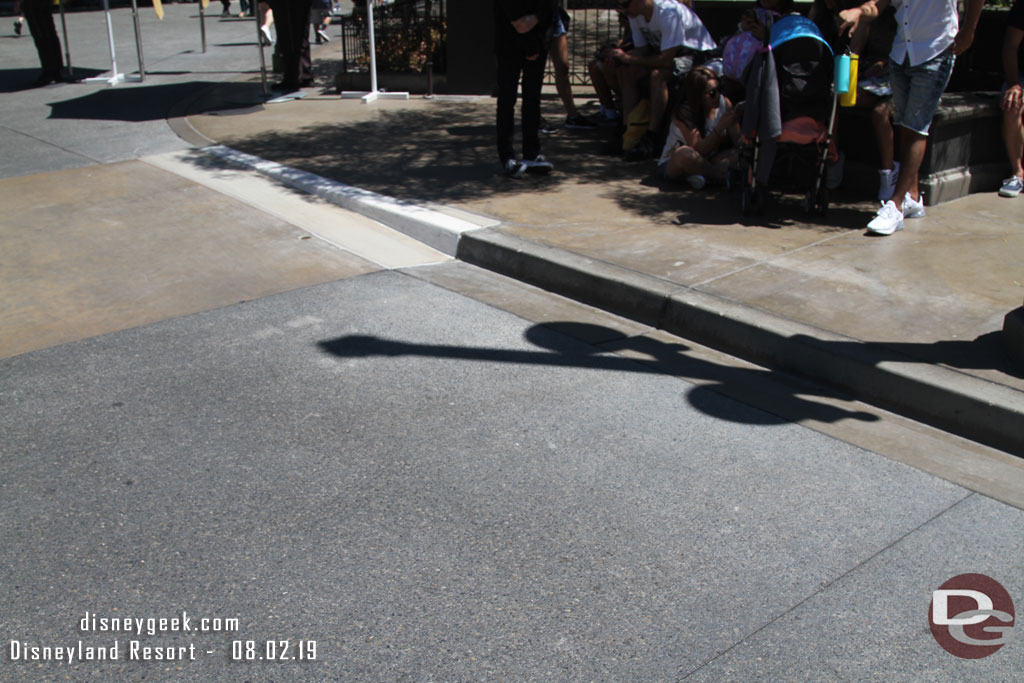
[704,88,719,98]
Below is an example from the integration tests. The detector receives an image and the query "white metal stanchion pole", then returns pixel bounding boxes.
[57,0,72,80]
[199,1,207,53]
[130,0,146,81]
[85,0,125,85]
[255,8,269,96]
[341,0,408,103]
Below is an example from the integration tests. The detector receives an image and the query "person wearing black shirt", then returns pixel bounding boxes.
[494,0,555,177]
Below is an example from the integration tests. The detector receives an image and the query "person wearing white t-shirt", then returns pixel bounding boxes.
[609,0,716,161]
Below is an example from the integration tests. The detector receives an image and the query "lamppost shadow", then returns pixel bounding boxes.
[317,321,880,427]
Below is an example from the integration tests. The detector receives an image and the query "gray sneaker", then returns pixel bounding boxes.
[503,158,525,179]
[1000,175,1023,197]
[523,154,554,175]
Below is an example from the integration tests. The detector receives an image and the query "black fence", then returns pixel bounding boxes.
[335,1,625,87]
[337,0,447,76]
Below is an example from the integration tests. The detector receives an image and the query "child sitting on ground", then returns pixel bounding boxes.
[659,66,742,189]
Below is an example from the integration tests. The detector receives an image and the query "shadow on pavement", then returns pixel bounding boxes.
[47,81,260,122]
[0,67,106,93]
[316,321,881,427]
[206,95,876,228]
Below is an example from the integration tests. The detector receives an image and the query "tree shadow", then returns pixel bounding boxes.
[316,321,881,428]
[204,91,881,229]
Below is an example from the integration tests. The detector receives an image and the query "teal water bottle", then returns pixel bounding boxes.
[834,53,851,94]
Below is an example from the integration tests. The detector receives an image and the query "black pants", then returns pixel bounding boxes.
[267,0,312,88]
[24,0,63,77]
[496,51,547,164]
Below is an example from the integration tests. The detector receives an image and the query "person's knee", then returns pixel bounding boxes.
[871,100,890,123]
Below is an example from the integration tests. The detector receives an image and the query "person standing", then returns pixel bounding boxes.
[999,0,1024,197]
[23,0,63,87]
[494,0,555,177]
[839,0,984,235]
[266,0,313,91]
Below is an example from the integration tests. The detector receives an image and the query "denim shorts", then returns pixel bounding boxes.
[551,9,568,38]
[889,47,955,136]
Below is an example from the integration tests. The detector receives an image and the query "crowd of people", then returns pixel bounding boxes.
[11,0,1024,228]
[493,0,1024,234]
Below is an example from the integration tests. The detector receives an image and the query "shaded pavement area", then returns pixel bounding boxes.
[184,87,1024,453]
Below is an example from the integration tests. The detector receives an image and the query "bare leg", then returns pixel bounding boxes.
[870,97,895,171]
[550,33,578,119]
[1004,106,1024,179]
[647,67,669,133]
[893,125,926,203]
[589,59,616,110]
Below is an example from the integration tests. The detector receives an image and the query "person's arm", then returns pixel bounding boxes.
[1003,23,1024,114]
[954,0,985,55]
[838,0,890,39]
[612,45,680,70]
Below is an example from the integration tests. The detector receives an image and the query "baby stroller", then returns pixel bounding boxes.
[737,15,838,216]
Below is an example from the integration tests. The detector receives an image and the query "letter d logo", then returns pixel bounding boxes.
[929,574,1015,659]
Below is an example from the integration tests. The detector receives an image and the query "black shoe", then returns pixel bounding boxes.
[14,19,23,36]
[539,117,559,135]
[33,71,61,87]
[270,80,300,92]
[564,113,598,130]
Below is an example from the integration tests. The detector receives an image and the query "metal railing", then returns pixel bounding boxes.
[337,0,446,76]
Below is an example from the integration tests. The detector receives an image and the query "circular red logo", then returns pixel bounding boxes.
[929,574,1015,659]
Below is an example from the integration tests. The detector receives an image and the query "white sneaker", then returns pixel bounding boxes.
[317,27,331,43]
[260,25,273,46]
[866,200,904,235]
[878,161,899,201]
[901,192,926,218]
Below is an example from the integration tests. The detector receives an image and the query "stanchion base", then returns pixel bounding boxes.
[265,90,308,104]
[341,90,410,104]
[84,73,143,86]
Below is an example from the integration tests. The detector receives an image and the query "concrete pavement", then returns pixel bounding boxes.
[182,84,1024,456]
[3,5,1024,680]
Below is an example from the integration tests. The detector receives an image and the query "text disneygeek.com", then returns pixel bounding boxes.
[6,612,317,664]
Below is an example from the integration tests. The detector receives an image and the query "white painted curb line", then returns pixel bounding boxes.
[205,145,497,257]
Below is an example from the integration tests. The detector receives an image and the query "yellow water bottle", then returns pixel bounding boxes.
[840,54,859,107]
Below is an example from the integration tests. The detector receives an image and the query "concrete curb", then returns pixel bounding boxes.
[203,145,497,257]
[459,229,1024,457]
[170,138,1024,456]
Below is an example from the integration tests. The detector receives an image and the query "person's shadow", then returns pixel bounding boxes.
[317,321,880,427]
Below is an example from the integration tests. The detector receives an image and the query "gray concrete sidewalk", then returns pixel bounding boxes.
[183,91,1024,456]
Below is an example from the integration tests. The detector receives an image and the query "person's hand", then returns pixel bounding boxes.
[838,7,862,37]
[953,27,975,55]
[1003,83,1023,114]
[512,14,538,34]
[609,47,630,64]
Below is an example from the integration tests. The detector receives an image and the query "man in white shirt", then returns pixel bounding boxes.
[840,0,984,235]
[610,0,717,161]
